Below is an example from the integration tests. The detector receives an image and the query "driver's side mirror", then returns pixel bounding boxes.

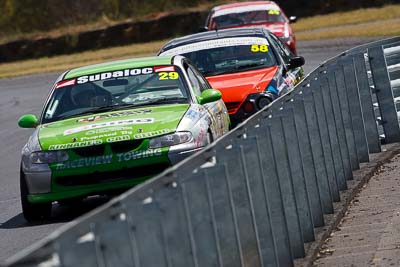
[289,16,297,23]
[197,89,222,105]
[288,56,305,70]
[18,114,39,128]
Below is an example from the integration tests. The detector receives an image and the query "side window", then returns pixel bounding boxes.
[189,64,211,91]
[186,65,202,96]
[184,60,211,95]
[268,33,292,65]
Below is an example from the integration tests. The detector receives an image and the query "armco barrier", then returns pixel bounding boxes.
[5,37,400,267]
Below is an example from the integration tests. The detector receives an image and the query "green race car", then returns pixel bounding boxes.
[18,56,230,221]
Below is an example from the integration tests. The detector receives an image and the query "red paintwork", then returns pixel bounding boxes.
[207,1,297,54]
[206,66,278,114]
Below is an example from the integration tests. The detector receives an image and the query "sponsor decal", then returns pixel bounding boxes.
[194,128,206,148]
[85,127,132,135]
[49,140,102,150]
[77,68,153,84]
[250,44,269,53]
[212,4,279,17]
[56,155,113,170]
[106,135,130,143]
[56,79,76,89]
[158,72,179,80]
[55,148,163,170]
[185,109,199,120]
[133,129,174,139]
[268,9,280,15]
[154,66,175,72]
[116,148,162,162]
[160,37,269,56]
[77,110,152,123]
[64,118,154,135]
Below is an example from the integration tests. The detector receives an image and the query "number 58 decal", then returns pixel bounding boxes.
[251,44,269,53]
[158,72,179,80]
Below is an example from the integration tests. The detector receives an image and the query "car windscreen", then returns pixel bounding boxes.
[42,66,189,124]
[161,37,276,77]
[210,10,286,29]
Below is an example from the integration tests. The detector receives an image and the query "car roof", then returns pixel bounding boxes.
[64,56,174,79]
[160,27,270,53]
[211,1,280,12]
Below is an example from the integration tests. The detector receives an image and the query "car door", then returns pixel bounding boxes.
[267,31,304,93]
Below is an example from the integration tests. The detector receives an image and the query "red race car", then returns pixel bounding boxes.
[159,27,305,126]
[204,1,298,54]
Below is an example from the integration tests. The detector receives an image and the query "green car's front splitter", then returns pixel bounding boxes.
[27,177,150,204]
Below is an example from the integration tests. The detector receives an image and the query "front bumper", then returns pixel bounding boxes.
[25,146,203,204]
[230,92,278,127]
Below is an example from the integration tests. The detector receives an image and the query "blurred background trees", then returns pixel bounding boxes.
[0,0,395,38]
[0,0,212,35]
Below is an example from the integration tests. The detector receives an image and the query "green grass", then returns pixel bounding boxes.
[293,4,400,32]
[296,19,400,41]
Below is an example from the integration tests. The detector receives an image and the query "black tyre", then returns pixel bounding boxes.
[20,169,52,222]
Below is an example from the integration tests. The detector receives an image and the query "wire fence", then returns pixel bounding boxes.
[5,37,400,267]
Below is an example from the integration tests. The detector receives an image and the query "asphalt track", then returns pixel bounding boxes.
[0,37,379,262]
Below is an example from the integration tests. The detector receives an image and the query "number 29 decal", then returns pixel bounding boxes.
[251,44,269,53]
[158,72,179,80]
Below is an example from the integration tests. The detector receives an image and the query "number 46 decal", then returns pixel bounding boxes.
[158,72,179,80]
[251,44,269,53]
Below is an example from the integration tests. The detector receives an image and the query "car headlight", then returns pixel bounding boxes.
[149,132,193,148]
[30,151,69,164]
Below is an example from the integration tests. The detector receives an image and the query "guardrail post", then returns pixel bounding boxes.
[310,78,347,191]
[57,224,100,266]
[353,53,382,153]
[333,67,360,170]
[267,113,315,244]
[318,76,348,189]
[278,102,324,228]
[125,200,168,267]
[368,46,400,143]
[261,116,305,258]
[246,124,294,266]
[238,136,285,267]
[322,72,353,182]
[294,92,334,213]
[341,57,370,162]
[155,183,195,267]
[179,170,223,267]
[95,205,138,267]
[205,164,243,267]
[216,144,263,267]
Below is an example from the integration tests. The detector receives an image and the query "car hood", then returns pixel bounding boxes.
[206,66,278,104]
[38,104,190,151]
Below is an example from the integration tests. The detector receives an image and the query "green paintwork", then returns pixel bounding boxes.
[65,56,173,79]
[39,104,189,150]
[32,104,189,203]
[18,114,38,128]
[196,89,222,105]
[28,176,151,203]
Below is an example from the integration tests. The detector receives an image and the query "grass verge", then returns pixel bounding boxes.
[292,4,400,32]
[296,19,400,41]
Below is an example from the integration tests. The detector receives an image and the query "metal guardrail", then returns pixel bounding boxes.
[5,37,400,267]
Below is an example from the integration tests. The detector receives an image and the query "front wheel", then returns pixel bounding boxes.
[20,170,52,222]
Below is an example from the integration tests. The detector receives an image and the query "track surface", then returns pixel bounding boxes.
[0,38,378,262]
